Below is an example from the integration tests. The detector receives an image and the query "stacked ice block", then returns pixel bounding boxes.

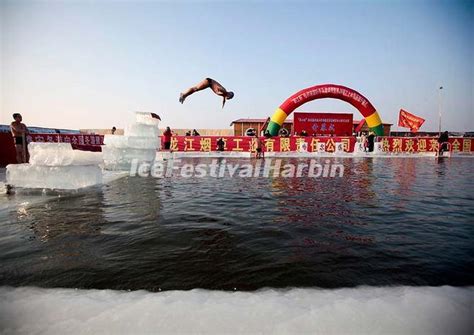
[6,143,103,190]
[102,112,161,170]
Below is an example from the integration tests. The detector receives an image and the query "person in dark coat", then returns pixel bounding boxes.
[438,131,449,154]
[367,132,375,152]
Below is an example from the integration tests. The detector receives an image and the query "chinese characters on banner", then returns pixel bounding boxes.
[380,137,474,153]
[27,134,104,151]
[25,134,474,154]
[170,136,473,153]
[293,112,353,136]
[170,136,356,152]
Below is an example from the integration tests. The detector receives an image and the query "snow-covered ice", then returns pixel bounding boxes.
[0,286,471,335]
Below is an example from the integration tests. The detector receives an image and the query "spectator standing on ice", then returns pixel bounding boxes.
[10,113,29,163]
[367,132,375,152]
[360,132,367,152]
[216,138,225,151]
[438,131,449,155]
[254,134,264,159]
[111,126,117,135]
[163,126,172,150]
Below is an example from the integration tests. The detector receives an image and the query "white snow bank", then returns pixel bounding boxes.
[0,286,471,334]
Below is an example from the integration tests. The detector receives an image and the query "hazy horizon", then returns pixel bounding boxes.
[1,0,473,132]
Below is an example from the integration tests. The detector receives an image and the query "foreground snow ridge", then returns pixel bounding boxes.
[0,286,472,334]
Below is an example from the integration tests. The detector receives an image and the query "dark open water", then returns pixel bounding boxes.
[0,157,473,291]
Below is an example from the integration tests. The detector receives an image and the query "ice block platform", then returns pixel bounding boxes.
[125,124,159,138]
[6,164,103,190]
[102,146,156,170]
[28,143,103,166]
[102,111,161,170]
[103,135,159,149]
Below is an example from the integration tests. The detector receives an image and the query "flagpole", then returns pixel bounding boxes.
[438,86,443,136]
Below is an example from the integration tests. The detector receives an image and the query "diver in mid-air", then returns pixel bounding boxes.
[179,78,234,108]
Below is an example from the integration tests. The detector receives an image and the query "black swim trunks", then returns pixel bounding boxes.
[14,136,23,145]
[256,148,262,153]
[205,78,212,85]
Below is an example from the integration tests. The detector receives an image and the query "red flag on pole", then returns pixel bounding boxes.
[398,109,425,132]
[261,117,270,134]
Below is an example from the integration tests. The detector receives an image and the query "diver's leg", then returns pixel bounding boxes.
[180,79,212,103]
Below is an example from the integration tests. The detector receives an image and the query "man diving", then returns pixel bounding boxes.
[179,78,234,108]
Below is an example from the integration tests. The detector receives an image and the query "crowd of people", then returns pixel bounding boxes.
[184,129,201,136]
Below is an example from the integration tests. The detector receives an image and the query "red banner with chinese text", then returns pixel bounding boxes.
[2,133,473,167]
[17,134,474,154]
[169,136,357,153]
[379,137,474,153]
[26,133,103,151]
[26,133,104,146]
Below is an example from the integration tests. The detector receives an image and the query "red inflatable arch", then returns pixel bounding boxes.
[267,84,384,136]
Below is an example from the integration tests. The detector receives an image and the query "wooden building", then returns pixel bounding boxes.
[354,120,392,136]
[230,118,293,136]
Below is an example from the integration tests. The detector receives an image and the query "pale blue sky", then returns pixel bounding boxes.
[1,0,473,131]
